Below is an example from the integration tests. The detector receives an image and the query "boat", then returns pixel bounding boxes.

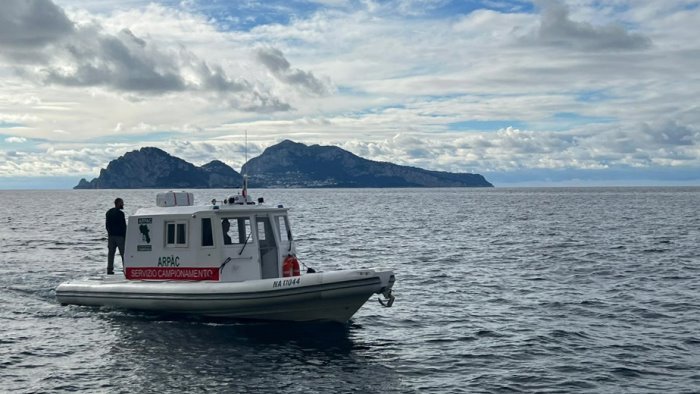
[56,181,395,323]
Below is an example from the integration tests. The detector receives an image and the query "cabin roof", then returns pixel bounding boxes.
[133,204,289,217]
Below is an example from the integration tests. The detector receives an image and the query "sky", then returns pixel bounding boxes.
[0,0,699,188]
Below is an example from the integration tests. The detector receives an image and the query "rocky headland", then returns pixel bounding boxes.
[74,140,493,189]
[74,147,242,189]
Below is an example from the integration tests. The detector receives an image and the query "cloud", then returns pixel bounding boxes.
[1,115,698,184]
[42,28,188,92]
[641,119,699,147]
[0,1,698,186]
[256,47,332,95]
[0,0,290,112]
[0,0,74,49]
[5,137,27,143]
[530,0,652,51]
[237,91,292,112]
[329,115,700,174]
[0,140,252,178]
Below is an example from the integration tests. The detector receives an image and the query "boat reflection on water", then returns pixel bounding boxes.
[97,311,407,393]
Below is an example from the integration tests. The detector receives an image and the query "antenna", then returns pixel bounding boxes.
[242,130,249,199]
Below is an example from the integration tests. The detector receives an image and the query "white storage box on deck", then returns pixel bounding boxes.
[156,191,194,207]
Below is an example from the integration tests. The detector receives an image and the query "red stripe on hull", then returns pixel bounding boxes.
[125,267,219,281]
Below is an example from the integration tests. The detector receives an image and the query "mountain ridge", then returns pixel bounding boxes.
[74,140,493,189]
[74,147,243,189]
[242,139,493,188]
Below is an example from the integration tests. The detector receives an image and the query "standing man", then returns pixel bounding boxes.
[105,198,127,275]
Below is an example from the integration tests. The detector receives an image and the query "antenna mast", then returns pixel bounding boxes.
[242,130,249,199]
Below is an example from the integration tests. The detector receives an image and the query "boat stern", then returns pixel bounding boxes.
[369,268,396,308]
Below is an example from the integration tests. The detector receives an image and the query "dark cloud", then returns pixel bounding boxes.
[0,1,290,113]
[239,91,292,113]
[195,61,249,93]
[256,47,331,95]
[0,0,74,48]
[642,119,698,147]
[532,0,651,51]
[40,28,248,94]
[43,29,188,92]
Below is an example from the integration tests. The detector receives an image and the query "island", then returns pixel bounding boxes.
[74,140,493,189]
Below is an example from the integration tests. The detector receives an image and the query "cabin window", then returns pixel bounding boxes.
[222,217,251,245]
[277,216,292,241]
[257,218,267,241]
[201,218,213,247]
[257,217,277,247]
[167,223,175,244]
[165,221,188,247]
[177,223,186,244]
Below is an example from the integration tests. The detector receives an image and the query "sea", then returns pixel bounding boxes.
[0,187,699,393]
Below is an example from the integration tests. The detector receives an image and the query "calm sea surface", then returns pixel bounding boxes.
[1,187,699,393]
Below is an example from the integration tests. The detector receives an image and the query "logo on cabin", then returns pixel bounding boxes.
[139,225,151,243]
[138,218,152,243]
[157,255,180,267]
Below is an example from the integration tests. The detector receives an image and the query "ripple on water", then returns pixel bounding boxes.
[1,188,699,393]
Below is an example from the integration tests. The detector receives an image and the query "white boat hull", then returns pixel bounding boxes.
[56,268,395,323]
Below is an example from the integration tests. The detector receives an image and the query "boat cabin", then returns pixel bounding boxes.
[123,191,295,282]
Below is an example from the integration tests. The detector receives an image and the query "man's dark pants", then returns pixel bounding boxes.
[107,236,125,274]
